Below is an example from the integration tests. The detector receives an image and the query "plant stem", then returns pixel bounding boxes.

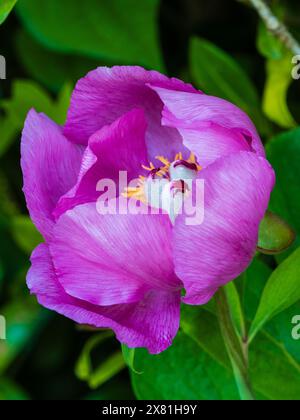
[237,0,300,55]
[215,288,255,401]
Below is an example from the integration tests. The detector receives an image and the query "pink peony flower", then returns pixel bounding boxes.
[21,66,275,354]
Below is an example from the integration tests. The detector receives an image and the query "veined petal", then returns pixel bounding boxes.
[63,66,200,161]
[173,152,275,305]
[54,109,148,219]
[51,202,181,306]
[21,110,83,240]
[28,244,181,354]
[148,85,266,162]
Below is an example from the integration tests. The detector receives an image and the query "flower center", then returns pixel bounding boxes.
[124,153,202,223]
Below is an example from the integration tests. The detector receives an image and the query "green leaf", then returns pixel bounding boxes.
[0,0,17,25]
[258,211,296,255]
[121,344,140,374]
[249,330,300,400]
[249,247,300,342]
[181,306,230,368]
[75,332,125,389]
[132,305,300,400]
[181,306,300,400]
[263,54,297,129]
[241,258,300,365]
[16,0,163,71]
[0,80,72,156]
[266,127,300,259]
[189,37,270,135]
[15,29,100,92]
[10,216,43,255]
[132,331,239,400]
[238,257,272,321]
[265,302,300,365]
[257,22,284,60]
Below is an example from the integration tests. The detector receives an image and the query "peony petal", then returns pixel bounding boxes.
[54,109,148,219]
[21,110,83,240]
[148,85,266,161]
[172,122,252,168]
[63,66,199,160]
[50,202,181,306]
[28,244,181,354]
[173,152,275,305]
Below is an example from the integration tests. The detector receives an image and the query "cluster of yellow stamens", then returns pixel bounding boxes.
[123,152,202,202]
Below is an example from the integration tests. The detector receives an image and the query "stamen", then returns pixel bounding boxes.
[142,162,155,172]
[123,186,146,202]
[175,152,183,161]
[124,151,202,212]
[156,156,171,167]
[188,153,202,171]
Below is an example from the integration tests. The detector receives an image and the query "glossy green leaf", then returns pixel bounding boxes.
[249,247,300,342]
[10,216,43,255]
[266,128,300,258]
[0,0,17,25]
[238,257,272,321]
[16,0,163,71]
[180,307,229,368]
[132,305,300,400]
[189,37,270,135]
[132,331,239,400]
[181,306,300,400]
[265,302,300,365]
[258,211,296,255]
[263,54,297,129]
[249,330,300,400]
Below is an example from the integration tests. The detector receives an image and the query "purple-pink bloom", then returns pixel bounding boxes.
[21,66,275,354]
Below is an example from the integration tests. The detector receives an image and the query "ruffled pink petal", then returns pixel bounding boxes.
[54,109,148,219]
[148,85,266,163]
[21,110,83,240]
[63,66,200,161]
[171,121,252,168]
[28,244,181,354]
[50,202,181,306]
[173,152,275,305]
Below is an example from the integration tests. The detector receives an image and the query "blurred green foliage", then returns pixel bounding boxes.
[0,0,300,401]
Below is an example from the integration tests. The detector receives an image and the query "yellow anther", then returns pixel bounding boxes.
[156,156,170,167]
[142,162,155,171]
[188,153,196,163]
[123,186,146,202]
